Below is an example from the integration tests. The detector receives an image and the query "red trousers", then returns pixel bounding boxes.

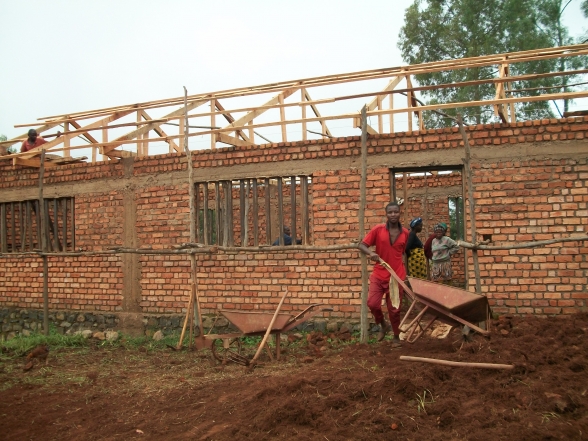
[367,274,404,336]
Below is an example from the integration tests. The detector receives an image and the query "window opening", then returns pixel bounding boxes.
[194,176,312,247]
[0,197,75,253]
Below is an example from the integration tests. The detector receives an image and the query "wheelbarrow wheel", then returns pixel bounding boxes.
[211,338,246,365]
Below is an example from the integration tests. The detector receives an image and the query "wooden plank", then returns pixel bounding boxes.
[239,180,246,246]
[194,183,200,244]
[265,178,272,245]
[301,176,309,245]
[210,99,216,150]
[216,133,255,147]
[222,181,229,246]
[252,179,259,246]
[226,181,234,246]
[25,201,32,251]
[301,88,307,141]
[291,176,297,245]
[203,184,210,245]
[277,177,284,246]
[13,157,60,168]
[215,181,221,246]
[279,94,287,142]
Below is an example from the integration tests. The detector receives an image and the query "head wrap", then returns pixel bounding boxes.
[434,222,448,232]
[410,217,422,228]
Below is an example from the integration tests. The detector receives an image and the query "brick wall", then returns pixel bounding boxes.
[1,117,587,327]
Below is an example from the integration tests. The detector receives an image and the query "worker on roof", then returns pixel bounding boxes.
[20,129,47,153]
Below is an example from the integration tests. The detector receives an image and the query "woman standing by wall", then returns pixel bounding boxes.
[430,223,460,284]
[405,217,427,280]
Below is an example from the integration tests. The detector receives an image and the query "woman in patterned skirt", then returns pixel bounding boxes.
[405,217,427,280]
[430,222,460,284]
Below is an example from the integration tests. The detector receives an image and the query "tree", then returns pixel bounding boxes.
[398,0,585,128]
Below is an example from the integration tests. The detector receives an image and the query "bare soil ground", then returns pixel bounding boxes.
[1,313,587,441]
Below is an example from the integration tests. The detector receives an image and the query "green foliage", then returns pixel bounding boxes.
[398,0,586,127]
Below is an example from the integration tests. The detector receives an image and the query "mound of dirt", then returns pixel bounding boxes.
[1,313,587,440]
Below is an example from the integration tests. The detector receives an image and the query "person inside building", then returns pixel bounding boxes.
[405,217,427,280]
[358,201,409,346]
[20,129,48,153]
[430,222,460,284]
[272,226,302,246]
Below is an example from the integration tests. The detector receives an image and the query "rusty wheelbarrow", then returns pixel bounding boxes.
[398,277,491,343]
[205,303,332,365]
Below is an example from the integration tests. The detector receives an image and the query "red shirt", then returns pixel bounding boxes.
[21,137,47,153]
[362,223,409,282]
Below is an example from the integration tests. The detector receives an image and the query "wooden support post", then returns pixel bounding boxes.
[457,114,482,296]
[38,150,49,336]
[301,176,309,245]
[359,105,369,344]
[61,199,67,251]
[70,198,75,251]
[211,99,216,150]
[240,180,246,246]
[20,202,26,252]
[301,88,307,141]
[389,92,394,133]
[265,178,272,245]
[203,184,210,245]
[277,177,284,246]
[215,182,221,246]
[63,122,70,158]
[178,86,203,349]
[52,198,61,251]
[252,179,259,246]
[403,172,408,226]
[10,202,15,252]
[406,75,413,132]
[291,176,297,243]
[279,94,287,142]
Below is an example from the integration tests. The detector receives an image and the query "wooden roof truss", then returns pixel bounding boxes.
[2,44,587,168]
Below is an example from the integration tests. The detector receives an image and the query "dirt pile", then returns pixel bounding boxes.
[1,313,587,440]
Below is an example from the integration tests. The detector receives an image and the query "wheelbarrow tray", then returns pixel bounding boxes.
[219,310,293,334]
[407,277,489,324]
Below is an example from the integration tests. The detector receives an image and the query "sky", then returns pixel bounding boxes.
[1,0,587,144]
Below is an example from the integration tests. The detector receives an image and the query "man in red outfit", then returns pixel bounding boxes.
[359,202,409,346]
[20,129,47,153]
